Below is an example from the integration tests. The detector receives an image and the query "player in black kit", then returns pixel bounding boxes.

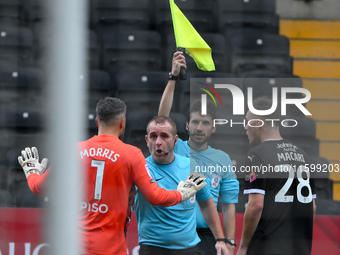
[236,96,316,255]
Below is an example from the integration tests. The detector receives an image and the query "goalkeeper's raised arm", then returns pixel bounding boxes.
[18,147,49,195]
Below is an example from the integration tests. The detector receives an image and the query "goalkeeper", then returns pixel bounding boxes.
[17,97,207,255]
[135,115,229,255]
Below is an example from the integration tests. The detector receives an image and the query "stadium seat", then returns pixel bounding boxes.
[177,74,240,116]
[309,156,331,178]
[0,0,25,25]
[0,24,35,67]
[6,167,28,204]
[218,13,279,39]
[242,74,305,116]
[4,133,47,169]
[6,166,42,207]
[91,0,152,37]
[209,114,250,156]
[315,199,340,215]
[87,69,113,110]
[125,110,155,157]
[0,142,10,189]
[314,179,333,200]
[115,71,167,113]
[102,30,162,75]
[88,31,100,69]
[279,117,319,156]
[243,72,301,80]
[184,72,238,83]
[280,117,316,139]
[16,188,45,208]
[0,189,12,207]
[81,70,113,138]
[242,73,302,95]
[0,110,46,172]
[34,29,99,69]
[164,33,230,73]
[215,0,276,14]
[24,0,48,53]
[86,109,98,138]
[0,108,44,132]
[154,0,214,40]
[230,34,292,76]
[1,135,48,169]
[23,0,43,23]
[0,67,44,108]
[215,0,278,38]
[231,34,290,58]
[169,113,189,142]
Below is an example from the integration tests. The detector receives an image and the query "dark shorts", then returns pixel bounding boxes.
[139,243,205,255]
[196,228,216,255]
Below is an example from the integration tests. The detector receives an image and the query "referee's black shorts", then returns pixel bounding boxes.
[139,243,205,255]
[196,228,216,255]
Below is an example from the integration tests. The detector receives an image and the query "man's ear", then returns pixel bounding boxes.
[174,134,179,146]
[186,121,189,130]
[211,125,216,134]
[120,118,126,130]
[95,117,99,127]
[257,120,263,130]
[145,135,149,147]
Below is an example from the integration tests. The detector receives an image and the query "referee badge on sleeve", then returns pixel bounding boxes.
[211,174,221,188]
[145,164,155,183]
[190,194,196,204]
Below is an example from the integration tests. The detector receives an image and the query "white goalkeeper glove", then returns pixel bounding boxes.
[18,147,48,178]
[177,171,207,202]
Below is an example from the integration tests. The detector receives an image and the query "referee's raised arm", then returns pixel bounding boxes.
[158,51,186,117]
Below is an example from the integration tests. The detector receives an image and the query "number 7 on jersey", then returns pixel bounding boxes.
[92,160,105,200]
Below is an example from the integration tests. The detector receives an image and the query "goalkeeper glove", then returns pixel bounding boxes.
[18,147,48,178]
[177,171,207,202]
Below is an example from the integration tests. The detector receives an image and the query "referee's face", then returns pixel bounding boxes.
[187,111,216,148]
[146,121,178,164]
[245,110,261,145]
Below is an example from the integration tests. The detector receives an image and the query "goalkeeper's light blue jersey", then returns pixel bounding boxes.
[175,138,239,228]
[135,154,211,249]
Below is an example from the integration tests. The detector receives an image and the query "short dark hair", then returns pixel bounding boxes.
[186,99,217,122]
[252,96,281,127]
[96,97,126,126]
[146,115,177,136]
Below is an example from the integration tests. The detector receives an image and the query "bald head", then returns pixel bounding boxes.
[146,115,177,136]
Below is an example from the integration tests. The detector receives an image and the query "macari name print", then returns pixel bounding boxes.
[276,142,305,163]
[277,152,305,163]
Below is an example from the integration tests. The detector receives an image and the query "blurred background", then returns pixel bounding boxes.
[0,0,339,216]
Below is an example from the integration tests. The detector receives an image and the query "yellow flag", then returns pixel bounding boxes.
[169,0,215,71]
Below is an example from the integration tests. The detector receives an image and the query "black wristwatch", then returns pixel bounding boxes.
[216,238,237,247]
[168,72,178,80]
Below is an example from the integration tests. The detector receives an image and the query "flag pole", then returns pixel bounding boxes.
[177,47,187,80]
